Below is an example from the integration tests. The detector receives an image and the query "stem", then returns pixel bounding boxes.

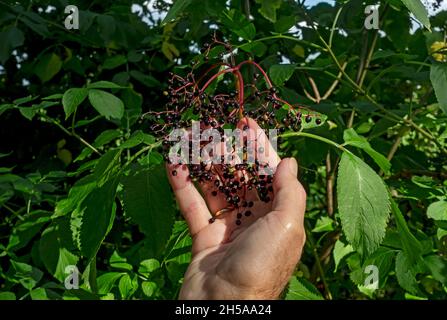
[281,131,352,154]
[233,68,245,116]
[238,34,325,51]
[200,67,236,93]
[329,6,344,48]
[41,114,101,155]
[305,221,333,300]
[325,152,334,216]
[237,60,273,88]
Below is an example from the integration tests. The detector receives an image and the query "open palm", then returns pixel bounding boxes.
[167,118,307,299]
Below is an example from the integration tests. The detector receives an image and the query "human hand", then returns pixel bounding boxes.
[167,118,307,300]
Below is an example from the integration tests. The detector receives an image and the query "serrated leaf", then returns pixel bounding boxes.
[54,175,96,218]
[337,153,390,256]
[400,0,431,31]
[285,277,324,300]
[343,128,391,173]
[122,166,175,255]
[72,179,118,263]
[62,88,88,119]
[88,89,124,120]
[269,64,295,86]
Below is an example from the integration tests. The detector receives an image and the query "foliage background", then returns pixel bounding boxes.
[0,0,446,300]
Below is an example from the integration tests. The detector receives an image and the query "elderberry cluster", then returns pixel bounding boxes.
[147,37,323,225]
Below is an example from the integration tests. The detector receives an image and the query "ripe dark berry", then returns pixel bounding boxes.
[244,211,252,217]
[305,115,312,123]
[172,170,177,176]
[211,191,218,196]
[237,213,242,219]
[316,118,322,125]
[236,219,241,225]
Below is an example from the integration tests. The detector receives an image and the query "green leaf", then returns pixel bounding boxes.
[34,53,63,83]
[424,255,447,285]
[390,199,423,265]
[141,281,157,298]
[87,81,125,89]
[7,210,52,251]
[120,130,155,149]
[395,251,424,295]
[75,130,122,162]
[138,259,160,277]
[39,218,79,282]
[430,62,447,114]
[88,89,124,120]
[350,247,396,288]
[103,55,127,70]
[72,179,118,263]
[162,0,193,25]
[269,64,295,86]
[118,273,138,299]
[97,272,125,294]
[30,287,60,300]
[333,239,354,272]
[129,70,160,87]
[400,0,431,31]
[164,221,192,264]
[62,88,88,119]
[220,10,256,40]
[337,153,390,256]
[312,216,334,233]
[122,166,175,255]
[0,292,16,300]
[109,251,133,271]
[54,175,96,218]
[427,200,447,221]
[10,260,43,290]
[285,277,324,300]
[0,26,24,64]
[343,128,391,173]
[255,0,282,23]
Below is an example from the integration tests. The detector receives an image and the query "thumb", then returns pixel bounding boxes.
[271,158,306,226]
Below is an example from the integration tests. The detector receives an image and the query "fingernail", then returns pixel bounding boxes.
[288,158,298,176]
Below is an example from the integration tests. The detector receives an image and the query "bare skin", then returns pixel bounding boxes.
[167,118,307,300]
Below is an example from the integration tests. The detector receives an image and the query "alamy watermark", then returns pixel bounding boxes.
[64,5,79,30]
[364,5,380,30]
